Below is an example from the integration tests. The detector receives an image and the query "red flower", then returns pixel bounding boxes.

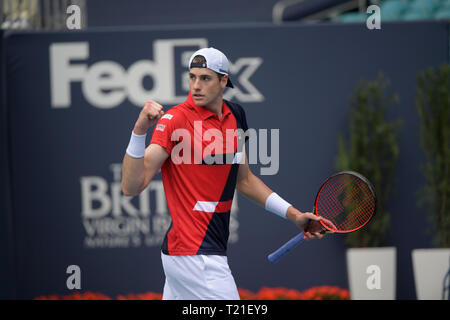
[238,288,256,300]
[298,286,350,300]
[33,286,350,300]
[254,287,304,300]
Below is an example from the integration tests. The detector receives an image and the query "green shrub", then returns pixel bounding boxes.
[335,73,401,247]
[416,64,450,248]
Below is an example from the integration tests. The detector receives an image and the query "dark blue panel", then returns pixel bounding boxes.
[0,30,15,299]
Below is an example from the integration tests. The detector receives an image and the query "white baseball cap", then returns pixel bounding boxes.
[188,47,234,88]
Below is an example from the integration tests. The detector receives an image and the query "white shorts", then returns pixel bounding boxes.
[161,252,240,300]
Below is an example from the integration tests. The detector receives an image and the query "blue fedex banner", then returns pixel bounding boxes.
[49,38,264,109]
[2,22,448,299]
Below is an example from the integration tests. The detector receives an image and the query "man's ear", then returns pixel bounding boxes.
[220,74,228,89]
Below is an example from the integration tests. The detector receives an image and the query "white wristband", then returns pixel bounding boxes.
[126,132,147,158]
[265,192,292,219]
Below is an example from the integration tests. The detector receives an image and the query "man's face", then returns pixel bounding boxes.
[189,68,228,107]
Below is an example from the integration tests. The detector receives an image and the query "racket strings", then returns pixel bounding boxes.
[316,174,375,232]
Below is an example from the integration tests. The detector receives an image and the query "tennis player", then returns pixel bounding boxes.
[121,47,330,300]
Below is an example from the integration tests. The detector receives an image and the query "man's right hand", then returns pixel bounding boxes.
[133,100,164,135]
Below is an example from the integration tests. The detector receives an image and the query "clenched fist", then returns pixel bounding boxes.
[133,101,164,135]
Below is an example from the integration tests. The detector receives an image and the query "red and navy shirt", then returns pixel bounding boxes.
[150,93,248,256]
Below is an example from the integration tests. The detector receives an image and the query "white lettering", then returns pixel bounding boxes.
[203,128,223,164]
[66,5,81,30]
[49,38,264,109]
[259,129,279,175]
[80,176,111,218]
[183,304,216,317]
[80,164,240,249]
[82,61,127,108]
[366,264,381,290]
[366,5,381,30]
[171,128,192,165]
[66,265,81,290]
[170,125,278,175]
[50,42,88,108]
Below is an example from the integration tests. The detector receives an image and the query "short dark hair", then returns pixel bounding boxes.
[191,55,224,81]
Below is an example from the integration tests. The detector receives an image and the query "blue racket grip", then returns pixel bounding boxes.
[268,233,306,264]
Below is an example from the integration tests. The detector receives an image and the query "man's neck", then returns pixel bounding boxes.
[203,98,223,120]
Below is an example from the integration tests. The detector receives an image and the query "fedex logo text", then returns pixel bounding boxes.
[49,38,264,109]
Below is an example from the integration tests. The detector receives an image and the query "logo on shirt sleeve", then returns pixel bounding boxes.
[156,124,166,132]
[161,114,173,120]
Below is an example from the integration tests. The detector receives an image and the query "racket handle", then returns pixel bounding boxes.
[267,233,306,264]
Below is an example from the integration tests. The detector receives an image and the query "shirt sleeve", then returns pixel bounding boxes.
[150,109,184,155]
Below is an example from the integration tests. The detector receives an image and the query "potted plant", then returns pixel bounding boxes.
[413,64,450,300]
[335,73,401,299]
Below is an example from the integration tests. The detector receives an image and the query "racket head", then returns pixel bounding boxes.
[313,171,376,233]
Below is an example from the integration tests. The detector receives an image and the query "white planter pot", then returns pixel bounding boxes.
[346,247,397,300]
[412,248,450,300]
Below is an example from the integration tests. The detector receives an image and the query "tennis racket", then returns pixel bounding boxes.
[268,171,376,264]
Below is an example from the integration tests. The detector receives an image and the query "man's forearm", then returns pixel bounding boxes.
[121,154,145,196]
[237,172,305,224]
[236,172,274,208]
[121,100,166,196]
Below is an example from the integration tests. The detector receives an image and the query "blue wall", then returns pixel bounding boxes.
[1,21,448,299]
[86,0,278,27]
